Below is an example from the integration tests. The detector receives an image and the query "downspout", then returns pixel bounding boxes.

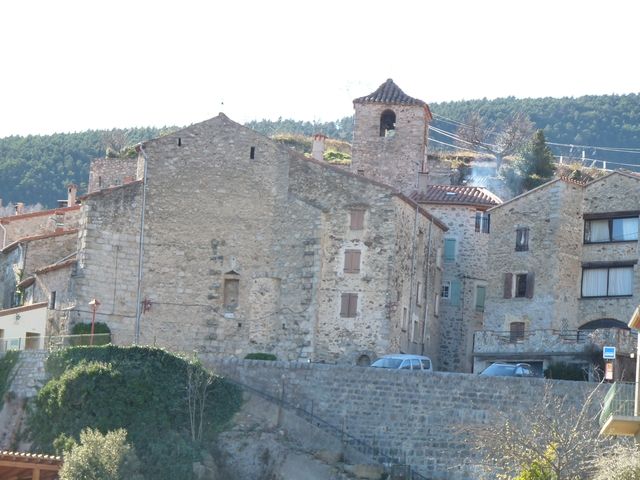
[0,222,6,250]
[421,219,433,354]
[408,204,419,341]
[134,145,149,344]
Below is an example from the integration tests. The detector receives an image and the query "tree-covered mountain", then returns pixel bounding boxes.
[0,127,171,208]
[1,93,639,208]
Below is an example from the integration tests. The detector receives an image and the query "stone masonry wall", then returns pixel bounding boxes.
[351,103,429,195]
[7,350,48,399]
[88,157,139,194]
[23,231,78,276]
[579,173,640,325]
[203,356,604,480]
[429,204,490,372]
[0,207,81,246]
[71,182,142,341]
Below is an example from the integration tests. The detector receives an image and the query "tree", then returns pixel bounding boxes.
[59,428,144,480]
[455,111,535,169]
[502,129,557,194]
[465,383,613,480]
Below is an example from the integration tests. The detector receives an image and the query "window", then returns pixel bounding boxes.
[515,227,529,251]
[444,239,456,262]
[503,272,535,299]
[441,281,451,299]
[250,146,256,159]
[582,265,634,297]
[584,216,639,243]
[475,285,486,312]
[350,209,365,230]
[379,109,396,137]
[475,211,490,233]
[223,278,239,311]
[340,293,358,317]
[416,281,423,306]
[344,250,361,273]
[510,322,525,343]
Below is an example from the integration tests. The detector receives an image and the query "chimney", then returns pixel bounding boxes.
[417,172,430,193]
[312,134,327,161]
[67,184,77,207]
[15,203,25,215]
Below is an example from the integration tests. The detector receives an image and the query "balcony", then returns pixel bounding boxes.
[599,382,640,436]
[474,328,637,356]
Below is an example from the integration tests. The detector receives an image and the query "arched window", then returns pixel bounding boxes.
[379,109,396,137]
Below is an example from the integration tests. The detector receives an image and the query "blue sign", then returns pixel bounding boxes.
[603,346,616,360]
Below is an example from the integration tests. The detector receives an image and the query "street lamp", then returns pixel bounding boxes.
[88,298,101,346]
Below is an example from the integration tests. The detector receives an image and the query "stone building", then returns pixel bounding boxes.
[69,113,447,364]
[475,172,640,377]
[410,185,502,372]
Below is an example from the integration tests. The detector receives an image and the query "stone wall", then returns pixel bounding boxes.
[351,103,429,195]
[88,157,139,193]
[202,356,603,480]
[429,204,490,372]
[7,350,48,399]
[0,206,81,247]
[71,182,142,342]
[22,231,78,276]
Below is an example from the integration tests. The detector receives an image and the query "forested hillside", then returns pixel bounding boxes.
[2,93,639,207]
[0,127,170,208]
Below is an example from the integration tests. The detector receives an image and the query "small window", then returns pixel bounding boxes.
[344,250,361,273]
[350,209,365,230]
[515,274,528,297]
[504,272,535,298]
[510,322,525,343]
[250,146,255,159]
[475,211,490,233]
[475,285,486,312]
[441,281,451,299]
[340,293,358,317]
[223,278,240,311]
[444,239,456,262]
[516,227,529,251]
[379,109,396,137]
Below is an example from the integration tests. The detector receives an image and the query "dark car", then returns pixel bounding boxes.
[479,362,539,377]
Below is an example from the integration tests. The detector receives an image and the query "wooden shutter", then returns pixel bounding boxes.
[450,279,461,306]
[444,239,456,262]
[525,272,535,298]
[350,210,364,230]
[344,250,361,273]
[340,293,350,317]
[348,293,358,316]
[503,273,513,298]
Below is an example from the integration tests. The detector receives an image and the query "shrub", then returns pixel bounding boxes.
[28,346,242,480]
[59,428,143,480]
[244,353,277,361]
[70,322,111,346]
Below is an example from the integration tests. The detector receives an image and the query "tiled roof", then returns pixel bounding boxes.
[1,229,79,254]
[410,185,502,207]
[0,205,80,224]
[353,79,426,106]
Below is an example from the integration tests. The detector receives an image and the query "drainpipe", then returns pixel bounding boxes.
[0,222,6,250]
[134,145,149,344]
[407,204,419,339]
[421,219,433,353]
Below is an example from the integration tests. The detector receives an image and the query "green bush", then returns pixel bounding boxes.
[59,428,143,480]
[70,322,111,346]
[0,351,19,403]
[28,346,242,480]
[244,353,277,361]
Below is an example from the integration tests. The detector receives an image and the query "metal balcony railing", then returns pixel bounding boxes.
[599,382,636,427]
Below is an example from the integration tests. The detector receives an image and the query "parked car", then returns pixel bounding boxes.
[370,354,433,372]
[479,362,539,377]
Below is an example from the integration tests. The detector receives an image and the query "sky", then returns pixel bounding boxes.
[1,0,639,138]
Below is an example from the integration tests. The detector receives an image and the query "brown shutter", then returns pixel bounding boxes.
[503,273,513,298]
[349,293,358,316]
[353,251,361,272]
[350,210,364,230]
[526,272,535,298]
[340,293,349,316]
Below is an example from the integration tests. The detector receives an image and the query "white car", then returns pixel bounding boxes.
[371,354,433,372]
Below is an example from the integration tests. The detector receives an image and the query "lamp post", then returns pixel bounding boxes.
[89,298,101,345]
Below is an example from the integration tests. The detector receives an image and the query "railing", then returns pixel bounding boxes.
[0,333,112,352]
[224,376,431,480]
[474,328,637,355]
[599,382,636,427]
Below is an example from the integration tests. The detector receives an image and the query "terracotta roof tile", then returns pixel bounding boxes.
[353,79,426,106]
[410,185,502,207]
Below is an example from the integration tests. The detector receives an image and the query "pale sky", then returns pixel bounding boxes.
[1,0,638,138]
